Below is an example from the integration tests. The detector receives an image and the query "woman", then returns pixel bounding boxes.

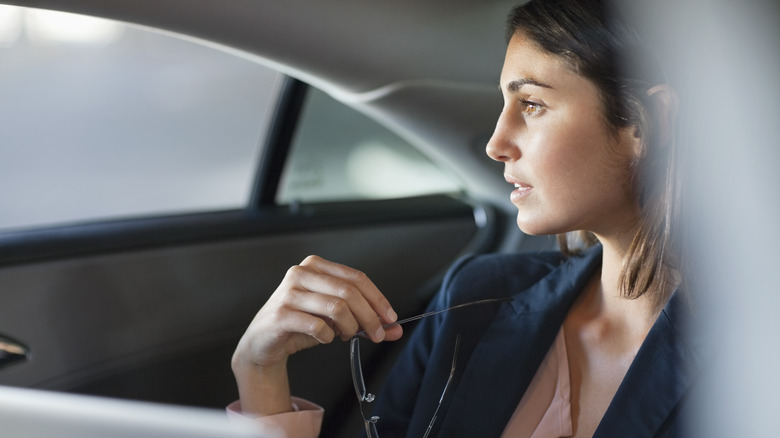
[230,0,693,436]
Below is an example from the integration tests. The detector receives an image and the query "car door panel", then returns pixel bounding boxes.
[0,196,490,438]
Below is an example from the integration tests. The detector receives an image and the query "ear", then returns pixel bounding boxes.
[619,117,644,161]
[626,121,643,160]
[646,84,678,148]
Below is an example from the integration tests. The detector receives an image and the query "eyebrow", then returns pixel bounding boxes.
[503,78,553,93]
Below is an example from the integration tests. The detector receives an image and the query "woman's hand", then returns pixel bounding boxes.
[231,255,401,416]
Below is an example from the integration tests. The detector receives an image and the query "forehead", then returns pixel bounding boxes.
[499,33,582,90]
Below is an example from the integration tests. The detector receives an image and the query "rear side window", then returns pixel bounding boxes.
[0,6,282,231]
[276,88,462,204]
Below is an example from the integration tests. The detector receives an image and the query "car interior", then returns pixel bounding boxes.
[0,0,554,436]
[0,385,274,438]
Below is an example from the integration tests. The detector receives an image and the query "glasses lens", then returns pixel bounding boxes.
[366,417,379,438]
[350,337,368,401]
[352,337,381,436]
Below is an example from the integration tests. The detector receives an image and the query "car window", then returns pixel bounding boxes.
[0,6,282,231]
[276,88,462,204]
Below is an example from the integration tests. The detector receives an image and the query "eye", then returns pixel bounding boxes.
[519,99,545,117]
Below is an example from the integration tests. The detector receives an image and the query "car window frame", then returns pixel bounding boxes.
[251,78,308,207]
[0,76,489,267]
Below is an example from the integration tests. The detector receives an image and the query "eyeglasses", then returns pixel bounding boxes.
[349,297,513,438]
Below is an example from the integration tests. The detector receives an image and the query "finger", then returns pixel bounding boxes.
[297,273,386,342]
[283,287,360,341]
[276,307,337,347]
[284,288,404,343]
[384,325,404,342]
[237,306,336,370]
[300,256,398,325]
[279,266,363,339]
[292,264,389,342]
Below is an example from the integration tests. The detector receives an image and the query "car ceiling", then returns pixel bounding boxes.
[4,0,521,211]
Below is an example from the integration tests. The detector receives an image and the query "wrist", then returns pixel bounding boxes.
[233,356,294,416]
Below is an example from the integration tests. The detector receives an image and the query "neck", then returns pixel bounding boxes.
[598,236,630,301]
[585,226,660,332]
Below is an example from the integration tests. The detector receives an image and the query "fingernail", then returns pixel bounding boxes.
[386,308,397,322]
[374,327,385,341]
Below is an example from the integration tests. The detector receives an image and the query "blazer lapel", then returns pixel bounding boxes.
[595,290,699,437]
[438,247,602,437]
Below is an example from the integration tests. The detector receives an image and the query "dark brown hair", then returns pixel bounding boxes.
[507,0,681,308]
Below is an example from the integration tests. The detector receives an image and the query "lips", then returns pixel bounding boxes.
[505,175,532,202]
[504,174,532,189]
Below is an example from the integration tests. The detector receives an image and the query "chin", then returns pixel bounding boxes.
[515,213,570,237]
[515,220,553,237]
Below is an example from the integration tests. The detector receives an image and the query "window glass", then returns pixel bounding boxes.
[0,6,282,231]
[276,88,462,203]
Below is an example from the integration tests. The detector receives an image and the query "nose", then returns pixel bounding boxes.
[485,113,520,163]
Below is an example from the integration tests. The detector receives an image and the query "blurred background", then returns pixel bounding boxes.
[0,6,278,230]
[0,6,459,231]
[646,0,780,435]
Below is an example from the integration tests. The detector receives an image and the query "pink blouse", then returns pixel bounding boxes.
[501,327,573,437]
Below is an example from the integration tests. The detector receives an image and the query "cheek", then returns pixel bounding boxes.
[537,126,631,201]
[595,129,640,194]
[532,126,597,180]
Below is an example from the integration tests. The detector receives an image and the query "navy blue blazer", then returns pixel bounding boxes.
[370,246,699,437]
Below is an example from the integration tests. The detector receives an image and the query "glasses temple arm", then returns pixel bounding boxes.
[354,297,513,339]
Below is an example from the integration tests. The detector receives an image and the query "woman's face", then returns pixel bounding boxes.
[486,33,640,238]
